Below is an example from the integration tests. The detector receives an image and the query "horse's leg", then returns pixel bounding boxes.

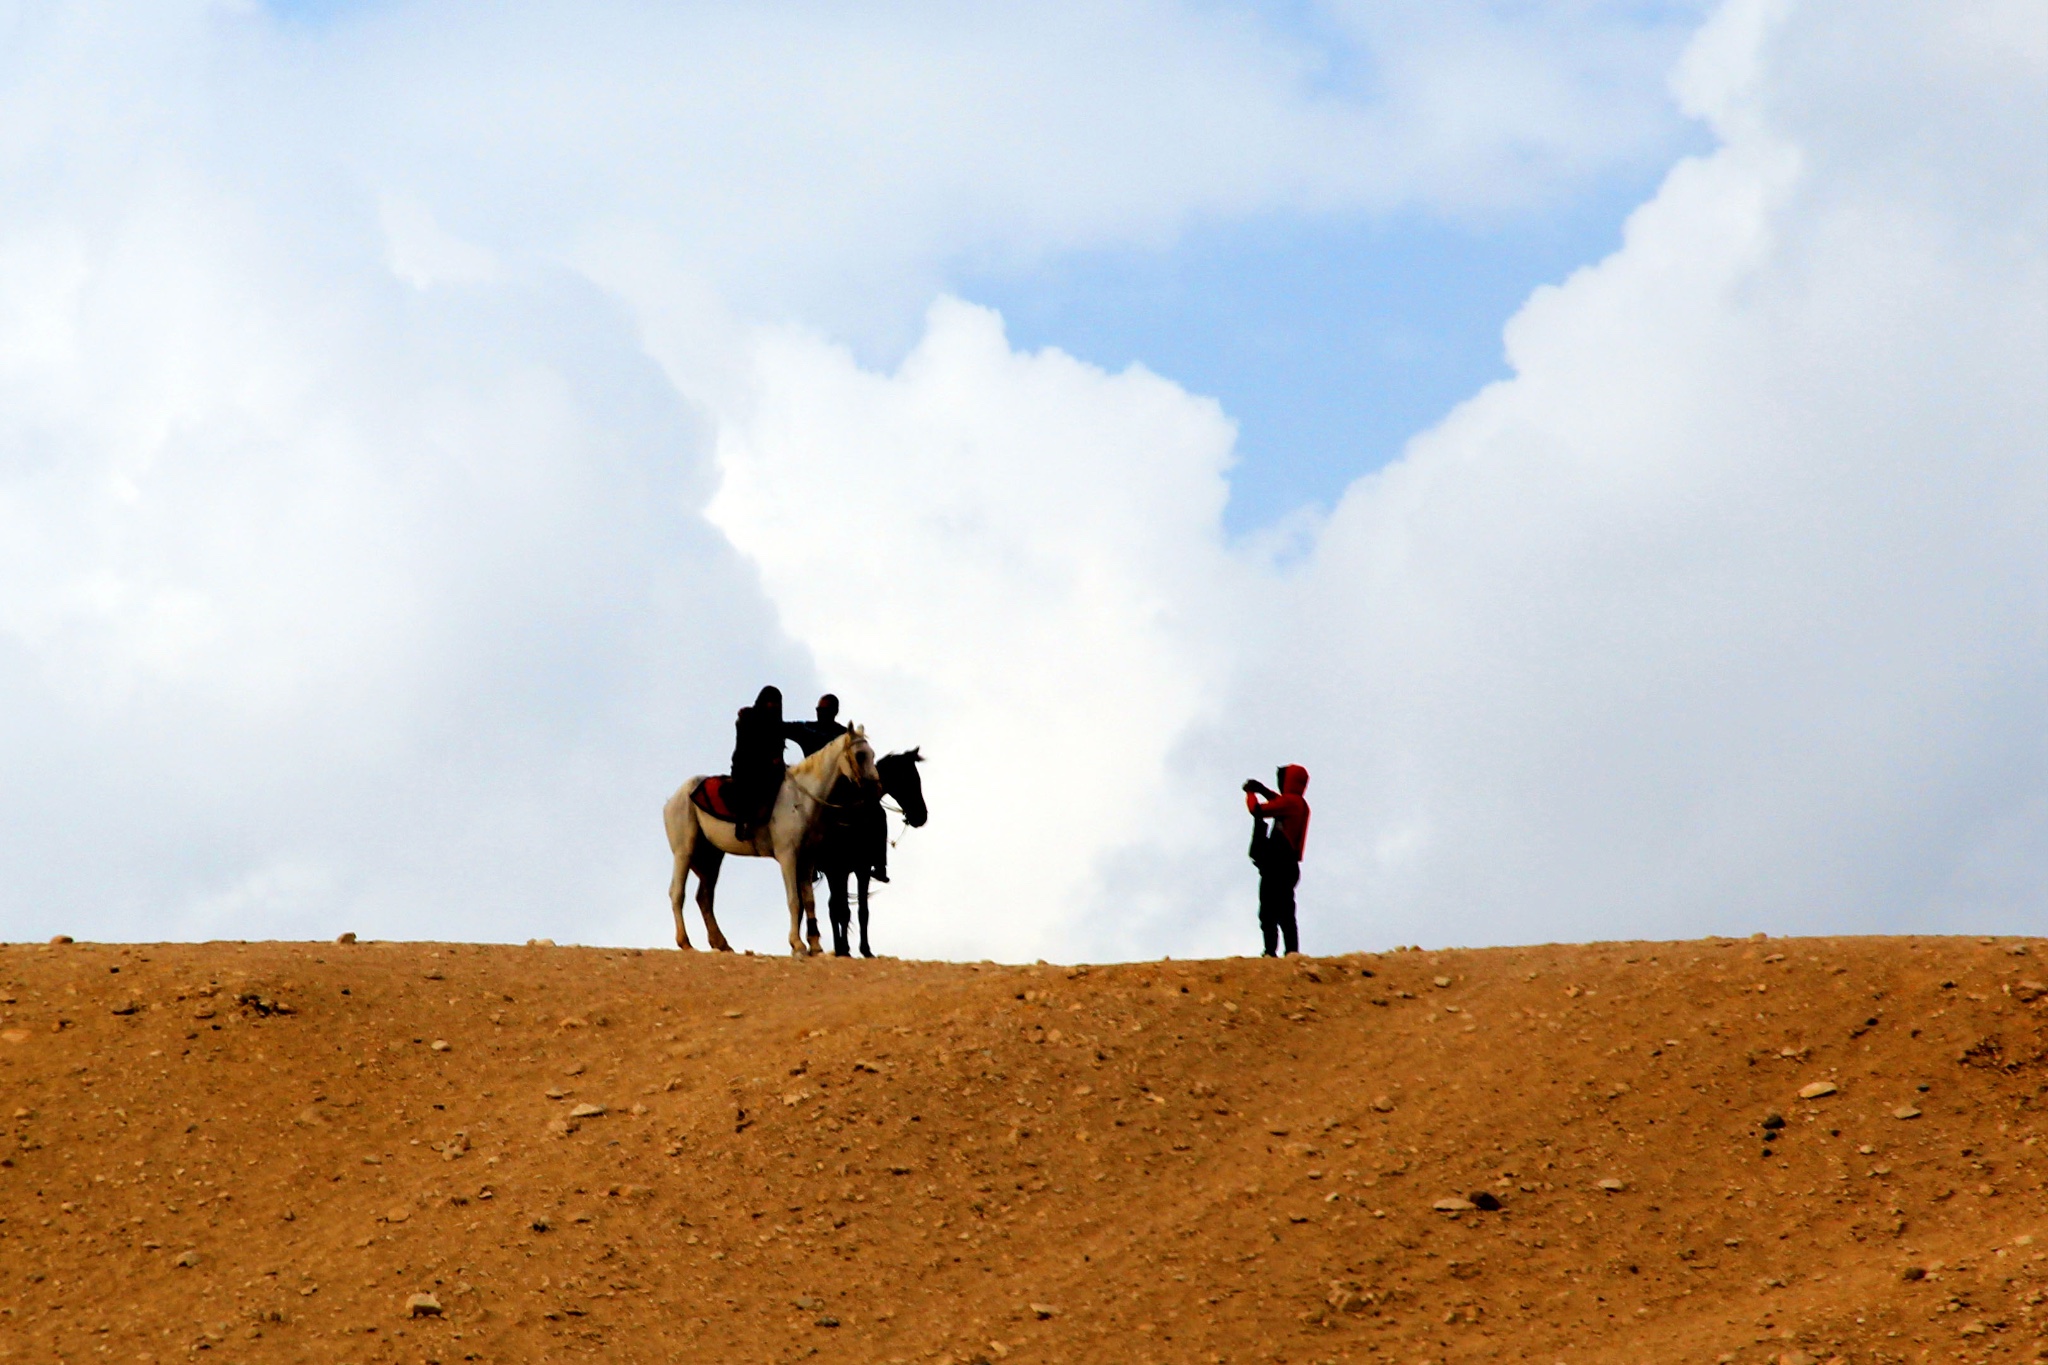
[799,867,820,959]
[804,865,825,956]
[857,871,874,959]
[669,850,693,952]
[666,800,696,950]
[696,848,733,953]
[827,866,851,958]
[779,852,810,958]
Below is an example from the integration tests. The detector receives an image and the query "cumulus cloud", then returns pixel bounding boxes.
[707,299,1245,960]
[713,0,2048,958]
[293,0,1704,356]
[1213,0,2048,948]
[0,0,1698,950]
[0,3,792,942]
[18,0,2039,961]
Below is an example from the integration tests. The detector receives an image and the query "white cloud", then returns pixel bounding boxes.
[1215,0,2048,947]
[0,0,1702,952]
[378,194,499,290]
[1312,1,1716,212]
[305,0,1700,348]
[707,0,2048,959]
[54,0,2048,960]
[706,299,1245,960]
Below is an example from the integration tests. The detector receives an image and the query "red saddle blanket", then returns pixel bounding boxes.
[691,775,738,821]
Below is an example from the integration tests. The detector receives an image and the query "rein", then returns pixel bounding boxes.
[784,740,922,840]
[788,767,878,811]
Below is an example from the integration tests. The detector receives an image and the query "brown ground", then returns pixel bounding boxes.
[3,934,2047,1365]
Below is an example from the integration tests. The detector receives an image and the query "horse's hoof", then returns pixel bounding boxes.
[860,947,874,959]
[675,940,694,951]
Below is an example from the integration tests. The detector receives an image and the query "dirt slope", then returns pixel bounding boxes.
[3,934,2047,1364]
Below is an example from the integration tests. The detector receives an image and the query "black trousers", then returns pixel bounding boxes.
[1258,856,1300,956]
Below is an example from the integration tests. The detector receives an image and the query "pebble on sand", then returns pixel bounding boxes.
[174,1250,200,1268]
[1798,1081,1838,1099]
[1893,1105,1922,1120]
[405,1292,443,1318]
[1433,1197,1477,1212]
[569,1102,607,1119]
[335,932,356,944]
[1598,1178,1626,1192]
[1030,1303,1058,1320]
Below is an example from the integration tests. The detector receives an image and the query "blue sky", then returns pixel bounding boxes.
[962,170,1685,531]
[260,0,1708,536]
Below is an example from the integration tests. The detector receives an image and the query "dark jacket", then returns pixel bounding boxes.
[730,692,787,819]
[1247,765,1310,860]
[784,718,847,757]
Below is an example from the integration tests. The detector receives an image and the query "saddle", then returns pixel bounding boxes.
[691,775,739,821]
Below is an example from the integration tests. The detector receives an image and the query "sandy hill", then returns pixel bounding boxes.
[2,934,2045,1364]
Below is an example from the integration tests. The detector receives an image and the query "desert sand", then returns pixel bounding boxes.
[2,933,2044,1364]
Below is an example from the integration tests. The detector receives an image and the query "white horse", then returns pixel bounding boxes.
[662,728,880,957]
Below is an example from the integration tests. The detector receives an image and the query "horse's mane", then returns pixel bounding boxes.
[790,725,868,783]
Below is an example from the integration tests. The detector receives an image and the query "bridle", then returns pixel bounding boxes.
[875,752,925,831]
[786,737,925,848]
[788,737,881,811]
[789,775,874,810]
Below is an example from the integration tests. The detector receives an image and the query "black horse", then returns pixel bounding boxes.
[808,748,926,958]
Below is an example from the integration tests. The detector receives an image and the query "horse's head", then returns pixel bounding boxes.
[876,746,928,827]
[837,725,882,794]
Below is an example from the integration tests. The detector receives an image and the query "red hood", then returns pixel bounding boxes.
[1279,765,1308,796]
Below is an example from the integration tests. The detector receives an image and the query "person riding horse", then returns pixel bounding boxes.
[728,686,787,840]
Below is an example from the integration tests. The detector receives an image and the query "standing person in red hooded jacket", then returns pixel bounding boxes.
[1243,765,1309,956]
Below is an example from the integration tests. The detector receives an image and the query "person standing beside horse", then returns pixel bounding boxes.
[786,692,889,886]
[1243,765,1309,957]
[784,693,848,759]
[729,686,787,840]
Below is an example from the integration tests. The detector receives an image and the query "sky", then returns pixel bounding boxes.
[3,0,2047,959]
[965,181,1692,532]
